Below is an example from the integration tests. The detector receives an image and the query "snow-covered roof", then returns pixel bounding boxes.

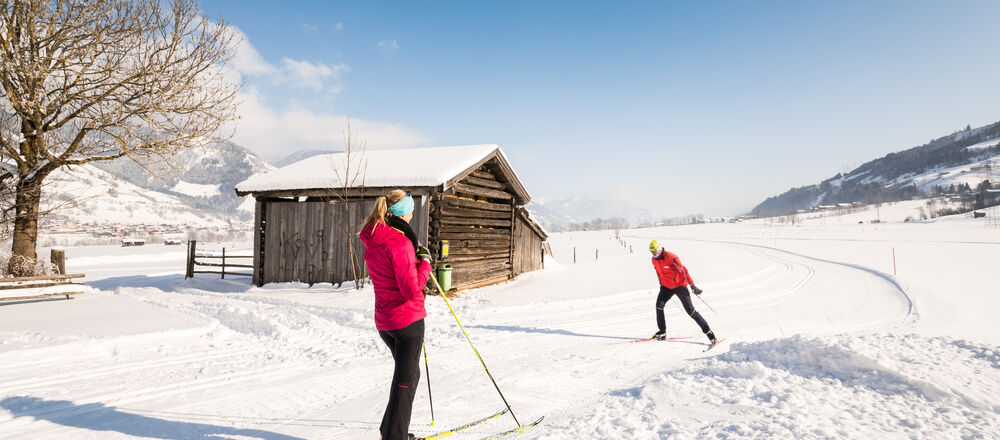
[235,144,530,203]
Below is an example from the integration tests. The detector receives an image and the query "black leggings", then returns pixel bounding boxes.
[656,285,711,334]
[378,319,424,440]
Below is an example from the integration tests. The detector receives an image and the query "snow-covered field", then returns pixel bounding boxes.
[172,181,223,198]
[2,218,999,439]
[754,198,979,225]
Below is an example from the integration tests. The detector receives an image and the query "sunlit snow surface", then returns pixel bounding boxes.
[1,218,998,439]
[171,181,222,198]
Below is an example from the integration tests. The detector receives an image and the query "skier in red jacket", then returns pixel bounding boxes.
[648,240,717,345]
[360,189,432,440]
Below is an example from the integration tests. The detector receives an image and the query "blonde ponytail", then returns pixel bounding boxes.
[360,189,408,232]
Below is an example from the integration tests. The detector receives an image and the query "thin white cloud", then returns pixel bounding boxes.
[377,39,399,53]
[231,90,430,160]
[335,22,343,31]
[228,24,348,93]
[303,23,319,32]
[221,26,426,160]
[277,58,350,93]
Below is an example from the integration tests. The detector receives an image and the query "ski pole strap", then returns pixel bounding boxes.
[428,271,523,430]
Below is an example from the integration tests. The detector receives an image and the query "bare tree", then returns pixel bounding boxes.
[327,118,367,289]
[0,0,239,275]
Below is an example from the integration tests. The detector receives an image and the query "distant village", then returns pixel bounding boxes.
[38,218,253,247]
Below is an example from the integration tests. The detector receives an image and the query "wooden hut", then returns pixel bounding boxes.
[234,144,548,290]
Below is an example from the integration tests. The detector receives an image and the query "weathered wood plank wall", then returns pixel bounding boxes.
[433,166,516,289]
[253,200,264,286]
[259,197,426,285]
[512,208,544,274]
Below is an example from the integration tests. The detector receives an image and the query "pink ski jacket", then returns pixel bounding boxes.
[360,221,432,331]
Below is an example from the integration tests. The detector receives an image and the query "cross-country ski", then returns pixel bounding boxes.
[476,416,545,440]
[702,338,727,352]
[631,336,692,343]
[416,409,508,440]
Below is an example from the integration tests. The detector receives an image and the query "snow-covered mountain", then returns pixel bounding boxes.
[92,141,274,218]
[752,121,1000,216]
[29,141,275,228]
[527,196,666,230]
[41,164,238,227]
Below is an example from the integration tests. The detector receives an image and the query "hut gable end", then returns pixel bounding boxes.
[443,152,530,205]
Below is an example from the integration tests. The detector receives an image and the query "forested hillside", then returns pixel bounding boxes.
[752,122,1000,216]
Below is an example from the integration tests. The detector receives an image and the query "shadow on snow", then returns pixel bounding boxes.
[87,274,253,294]
[0,396,304,440]
[466,324,638,341]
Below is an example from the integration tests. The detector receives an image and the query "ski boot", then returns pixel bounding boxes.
[651,330,666,341]
[706,331,718,345]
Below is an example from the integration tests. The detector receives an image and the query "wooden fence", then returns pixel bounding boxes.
[185,240,253,279]
[0,273,86,301]
[1,249,84,302]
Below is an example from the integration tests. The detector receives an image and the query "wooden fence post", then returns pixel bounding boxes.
[221,247,226,280]
[50,249,65,275]
[573,246,576,264]
[595,249,599,261]
[186,240,197,279]
[892,247,897,276]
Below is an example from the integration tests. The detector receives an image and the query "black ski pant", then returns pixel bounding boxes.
[656,285,711,334]
[378,319,424,440]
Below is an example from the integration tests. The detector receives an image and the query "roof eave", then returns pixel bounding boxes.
[235,185,439,199]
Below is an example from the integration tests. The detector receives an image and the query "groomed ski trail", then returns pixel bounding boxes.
[0,236,923,439]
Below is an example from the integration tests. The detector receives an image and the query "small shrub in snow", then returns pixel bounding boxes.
[1,254,57,278]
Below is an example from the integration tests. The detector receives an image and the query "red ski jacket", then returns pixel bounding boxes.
[651,249,695,289]
[360,221,432,331]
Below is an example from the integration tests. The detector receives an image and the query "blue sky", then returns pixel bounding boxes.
[202,0,1000,216]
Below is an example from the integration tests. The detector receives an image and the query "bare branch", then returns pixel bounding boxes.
[0,0,240,264]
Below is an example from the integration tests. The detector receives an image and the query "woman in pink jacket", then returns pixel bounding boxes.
[359,189,432,440]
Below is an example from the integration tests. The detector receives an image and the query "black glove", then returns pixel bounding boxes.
[415,246,432,262]
[690,285,703,295]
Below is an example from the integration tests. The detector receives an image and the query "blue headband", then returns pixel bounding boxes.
[388,195,414,216]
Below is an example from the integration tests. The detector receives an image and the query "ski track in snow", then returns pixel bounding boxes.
[694,239,916,331]
[1,225,998,439]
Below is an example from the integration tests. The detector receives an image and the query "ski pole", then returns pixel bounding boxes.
[423,342,435,426]
[428,270,523,431]
[695,292,721,316]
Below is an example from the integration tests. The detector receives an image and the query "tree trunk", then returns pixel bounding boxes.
[9,176,42,275]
